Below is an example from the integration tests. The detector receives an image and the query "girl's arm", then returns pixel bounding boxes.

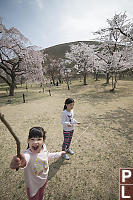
[10,153,26,169]
[48,151,66,161]
[72,119,80,124]
[61,112,70,126]
[71,110,80,124]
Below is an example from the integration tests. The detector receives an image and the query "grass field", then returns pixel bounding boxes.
[0,78,133,200]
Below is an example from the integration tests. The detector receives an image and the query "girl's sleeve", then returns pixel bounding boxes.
[72,119,79,124]
[71,110,79,124]
[48,152,62,161]
[23,152,30,168]
[61,112,70,126]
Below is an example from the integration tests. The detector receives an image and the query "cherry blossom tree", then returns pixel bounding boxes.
[0,19,44,96]
[59,58,74,90]
[108,13,133,43]
[65,42,94,85]
[43,55,61,85]
[97,48,131,90]
[92,56,102,81]
[94,13,132,89]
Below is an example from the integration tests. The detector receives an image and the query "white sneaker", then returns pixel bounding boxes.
[67,148,74,155]
[63,154,69,160]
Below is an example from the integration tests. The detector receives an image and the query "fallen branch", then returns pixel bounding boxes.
[0,113,21,171]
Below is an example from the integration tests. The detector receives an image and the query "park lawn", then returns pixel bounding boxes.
[0,78,133,200]
[0,83,51,106]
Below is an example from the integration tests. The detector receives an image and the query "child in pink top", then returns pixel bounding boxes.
[10,127,66,200]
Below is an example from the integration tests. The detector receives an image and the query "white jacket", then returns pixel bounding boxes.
[23,144,62,197]
[61,109,78,131]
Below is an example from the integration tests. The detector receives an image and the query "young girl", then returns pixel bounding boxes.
[10,127,66,200]
[61,98,80,160]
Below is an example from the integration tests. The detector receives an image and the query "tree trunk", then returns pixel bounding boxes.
[9,82,15,96]
[106,73,110,84]
[110,75,117,93]
[26,83,28,92]
[96,73,98,81]
[115,75,117,82]
[52,77,55,85]
[58,77,62,84]
[42,86,44,93]
[67,81,70,90]
[112,75,114,88]
[83,73,87,85]
[94,73,96,79]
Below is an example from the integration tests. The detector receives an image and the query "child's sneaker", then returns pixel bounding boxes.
[62,154,69,160]
[67,148,74,155]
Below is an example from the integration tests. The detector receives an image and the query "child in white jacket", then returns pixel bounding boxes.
[61,98,80,160]
[10,127,66,200]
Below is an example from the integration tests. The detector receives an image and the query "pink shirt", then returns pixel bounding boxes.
[23,144,62,197]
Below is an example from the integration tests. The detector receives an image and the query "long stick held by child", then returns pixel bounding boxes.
[0,113,20,171]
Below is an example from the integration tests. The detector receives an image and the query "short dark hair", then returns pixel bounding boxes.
[27,127,46,149]
[63,98,74,110]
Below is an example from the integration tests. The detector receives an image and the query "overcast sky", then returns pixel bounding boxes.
[0,0,133,48]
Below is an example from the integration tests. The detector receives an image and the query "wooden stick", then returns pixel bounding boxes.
[0,113,21,171]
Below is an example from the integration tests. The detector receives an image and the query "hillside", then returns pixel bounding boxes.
[43,40,100,58]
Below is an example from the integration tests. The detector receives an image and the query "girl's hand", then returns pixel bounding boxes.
[10,153,26,169]
[61,151,66,156]
[67,123,72,127]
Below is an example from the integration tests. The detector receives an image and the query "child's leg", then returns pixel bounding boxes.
[38,177,48,200]
[26,188,39,200]
[62,130,70,151]
[26,177,48,200]
[67,130,74,149]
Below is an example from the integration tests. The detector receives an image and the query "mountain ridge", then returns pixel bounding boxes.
[43,40,100,58]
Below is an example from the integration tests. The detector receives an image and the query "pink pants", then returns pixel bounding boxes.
[26,177,48,200]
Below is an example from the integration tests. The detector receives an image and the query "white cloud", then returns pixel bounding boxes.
[59,0,133,43]
[60,14,106,42]
[35,0,44,9]
[12,0,133,47]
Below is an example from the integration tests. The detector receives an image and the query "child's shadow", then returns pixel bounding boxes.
[48,157,70,181]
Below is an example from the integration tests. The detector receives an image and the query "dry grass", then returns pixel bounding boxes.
[0,78,133,200]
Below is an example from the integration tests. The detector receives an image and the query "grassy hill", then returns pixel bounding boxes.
[43,40,100,58]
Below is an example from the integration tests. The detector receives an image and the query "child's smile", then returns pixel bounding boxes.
[32,146,39,151]
[29,137,44,153]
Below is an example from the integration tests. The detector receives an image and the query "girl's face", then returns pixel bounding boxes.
[28,137,44,153]
[66,102,74,111]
